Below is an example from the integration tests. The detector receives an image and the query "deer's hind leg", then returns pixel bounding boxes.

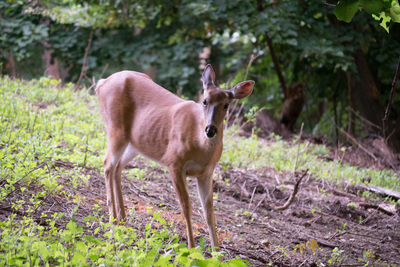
[103,130,129,222]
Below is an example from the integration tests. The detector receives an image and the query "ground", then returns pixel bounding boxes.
[2,145,399,266]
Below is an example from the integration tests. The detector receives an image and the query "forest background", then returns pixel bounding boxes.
[2,0,400,151]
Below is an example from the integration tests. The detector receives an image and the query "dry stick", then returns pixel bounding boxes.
[248,186,257,210]
[88,63,110,92]
[339,128,377,161]
[74,30,94,91]
[244,54,260,81]
[359,202,394,216]
[271,169,309,211]
[348,106,381,131]
[383,55,400,138]
[293,122,304,174]
[226,54,260,126]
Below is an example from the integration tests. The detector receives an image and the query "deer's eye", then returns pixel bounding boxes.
[203,99,208,106]
[224,103,229,110]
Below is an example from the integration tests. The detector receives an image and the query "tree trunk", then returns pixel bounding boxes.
[7,54,16,79]
[353,50,384,132]
[352,50,400,153]
[346,72,356,136]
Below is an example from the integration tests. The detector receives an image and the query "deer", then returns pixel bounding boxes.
[96,65,254,248]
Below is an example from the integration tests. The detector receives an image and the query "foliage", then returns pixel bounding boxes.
[0,210,244,266]
[2,0,400,145]
[0,1,48,61]
[334,0,400,31]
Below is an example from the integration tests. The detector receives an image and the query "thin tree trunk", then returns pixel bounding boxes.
[265,33,288,97]
[353,50,384,132]
[346,72,356,136]
[257,0,287,96]
[382,55,400,138]
[74,30,93,91]
[7,54,16,79]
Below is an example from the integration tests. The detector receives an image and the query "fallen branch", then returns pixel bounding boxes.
[271,169,308,211]
[359,202,394,216]
[339,128,377,161]
[329,187,360,200]
[354,183,400,201]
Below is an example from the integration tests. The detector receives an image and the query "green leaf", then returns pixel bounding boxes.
[334,0,360,23]
[390,0,400,22]
[372,11,392,32]
[360,0,384,14]
[70,251,86,265]
[75,241,87,253]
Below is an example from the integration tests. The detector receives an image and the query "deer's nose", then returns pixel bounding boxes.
[205,125,217,138]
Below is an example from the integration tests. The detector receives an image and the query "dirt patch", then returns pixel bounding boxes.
[2,158,399,266]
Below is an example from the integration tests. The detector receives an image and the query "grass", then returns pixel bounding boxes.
[221,127,400,193]
[0,76,399,266]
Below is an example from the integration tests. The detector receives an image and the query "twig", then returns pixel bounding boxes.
[383,55,400,138]
[226,53,260,127]
[248,186,257,210]
[293,122,304,174]
[359,202,394,216]
[339,128,377,161]
[244,54,260,80]
[251,193,268,213]
[272,169,308,211]
[74,30,94,91]
[347,106,381,130]
[329,187,359,200]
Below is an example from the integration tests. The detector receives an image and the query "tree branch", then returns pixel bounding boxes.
[265,33,288,97]
[382,55,400,138]
[272,169,308,211]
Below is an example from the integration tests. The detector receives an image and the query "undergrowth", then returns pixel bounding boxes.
[221,127,400,193]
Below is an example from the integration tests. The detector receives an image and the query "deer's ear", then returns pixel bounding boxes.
[201,64,216,89]
[229,80,254,99]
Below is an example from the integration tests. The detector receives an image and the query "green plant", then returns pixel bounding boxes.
[328,247,345,265]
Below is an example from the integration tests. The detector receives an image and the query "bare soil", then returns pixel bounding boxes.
[2,152,399,266]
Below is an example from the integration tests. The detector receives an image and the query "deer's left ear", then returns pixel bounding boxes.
[201,64,216,90]
[229,80,254,99]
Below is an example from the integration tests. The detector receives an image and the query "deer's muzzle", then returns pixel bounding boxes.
[205,125,217,138]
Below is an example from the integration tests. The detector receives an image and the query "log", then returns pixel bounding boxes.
[355,184,400,201]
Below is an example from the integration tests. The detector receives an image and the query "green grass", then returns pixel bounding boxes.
[221,127,400,193]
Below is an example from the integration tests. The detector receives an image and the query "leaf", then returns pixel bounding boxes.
[360,0,384,14]
[390,0,400,22]
[70,251,86,265]
[224,258,248,267]
[334,0,360,23]
[74,241,87,253]
[372,12,392,32]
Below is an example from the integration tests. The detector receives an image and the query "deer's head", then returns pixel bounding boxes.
[201,64,254,139]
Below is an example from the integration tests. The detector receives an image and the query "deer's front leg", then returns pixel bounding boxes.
[169,167,195,248]
[197,172,218,247]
